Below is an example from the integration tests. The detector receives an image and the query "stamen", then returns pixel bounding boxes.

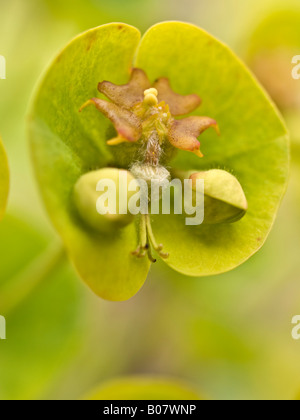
[143,88,158,106]
[140,214,147,249]
[132,214,169,262]
[132,215,148,258]
[145,214,169,260]
[147,247,157,263]
[144,88,158,96]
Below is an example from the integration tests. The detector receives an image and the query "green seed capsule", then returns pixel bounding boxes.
[73,168,137,233]
[190,169,248,224]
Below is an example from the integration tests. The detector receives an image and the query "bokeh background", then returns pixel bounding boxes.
[0,0,300,400]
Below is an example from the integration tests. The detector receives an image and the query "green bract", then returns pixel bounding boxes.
[0,137,9,221]
[29,22,289,300]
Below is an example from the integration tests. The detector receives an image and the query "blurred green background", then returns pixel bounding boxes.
[0,0,300,400]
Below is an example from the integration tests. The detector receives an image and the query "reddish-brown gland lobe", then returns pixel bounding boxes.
[153,77,202,116]
[80,97,142,143]
[98,68,151,110]
[168,116,219,157]
[80,68,219,157]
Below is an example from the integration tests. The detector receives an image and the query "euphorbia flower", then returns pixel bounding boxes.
[80,68,218,158]
[28,22,289,301]
[79,68,219,261]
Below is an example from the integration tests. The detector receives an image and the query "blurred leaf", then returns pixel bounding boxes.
[42,0,161,33]
[135,22,289,276]
[247,9,300,53]
[0,137,9,221]
[0,241,65,315]
[29,23,150,301]
[0,215,83,399]
[246,10,300,111]
[86,376,202,400]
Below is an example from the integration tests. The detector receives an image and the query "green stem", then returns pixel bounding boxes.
[132,215,169,261]
[0,242,66,315]
[140,214,147,249]
[146,214,169,259]
[146,214,160,250]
